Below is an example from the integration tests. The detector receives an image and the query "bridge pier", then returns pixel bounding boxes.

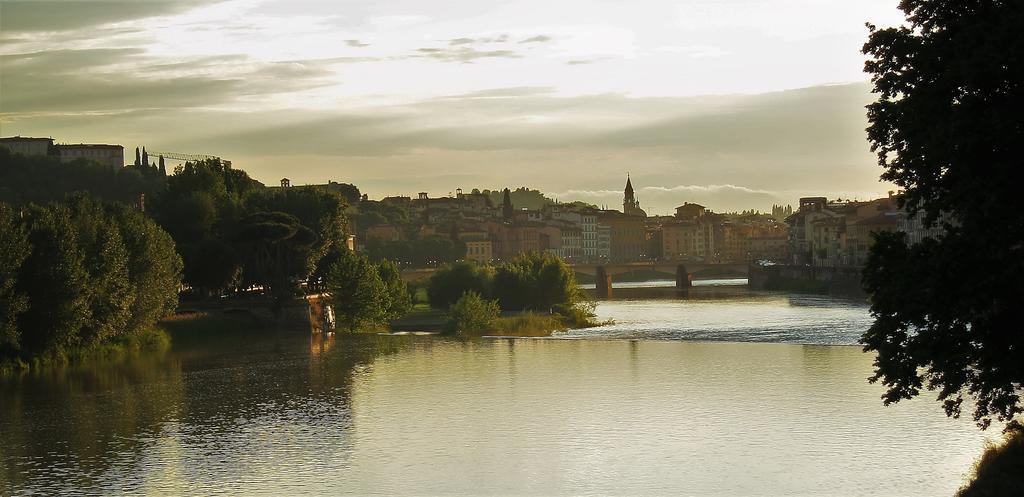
[595,266,612,298]
[676,264,692,289]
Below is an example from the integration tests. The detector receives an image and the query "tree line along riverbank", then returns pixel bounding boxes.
[0,151,598,371]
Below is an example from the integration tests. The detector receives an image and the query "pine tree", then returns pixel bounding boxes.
[134,147,141,166]
[158,155,166,176]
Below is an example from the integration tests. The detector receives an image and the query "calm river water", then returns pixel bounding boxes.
[0,283,994,496]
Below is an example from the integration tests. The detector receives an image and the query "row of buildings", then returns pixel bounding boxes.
[785,194,944,267]
[352,176,791,265]
[355,178,946,269]
[0,136,125,171]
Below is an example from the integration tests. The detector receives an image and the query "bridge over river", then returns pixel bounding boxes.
[401,262,748,297]
[569,262,747,279]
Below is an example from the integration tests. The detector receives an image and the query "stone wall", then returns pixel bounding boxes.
[749,264,866,298]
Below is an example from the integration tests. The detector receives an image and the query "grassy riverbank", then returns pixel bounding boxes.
[159,310,280,335]
[0,327,171,375]
[485,312,565,337]
[392,303,605,337]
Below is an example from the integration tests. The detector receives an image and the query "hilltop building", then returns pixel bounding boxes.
[0,136,53,157]
[53,144,125,171]
[0,136,124,171]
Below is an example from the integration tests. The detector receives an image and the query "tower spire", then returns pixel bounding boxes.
[623,173,644,216]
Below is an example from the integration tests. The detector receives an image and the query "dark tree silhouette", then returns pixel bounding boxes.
[861,0,1024,429]
[501,187,513,221]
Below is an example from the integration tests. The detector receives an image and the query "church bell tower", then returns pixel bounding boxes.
[623,174,646,216]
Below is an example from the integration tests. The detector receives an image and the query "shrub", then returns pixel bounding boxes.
[444,291,499,335]
[553,300,600,328]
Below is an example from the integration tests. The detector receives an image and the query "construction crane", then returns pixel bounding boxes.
[149,151,231,167]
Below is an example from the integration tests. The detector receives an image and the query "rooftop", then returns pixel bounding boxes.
[55,143,123,149]
[0,136,53,142]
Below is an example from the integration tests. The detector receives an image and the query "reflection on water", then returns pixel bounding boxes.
[0,331,402,495]
[565,284,873,345]
[0,304,989,496]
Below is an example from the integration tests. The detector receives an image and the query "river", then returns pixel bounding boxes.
[0,283,993,496]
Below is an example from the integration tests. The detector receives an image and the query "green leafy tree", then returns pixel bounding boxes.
[427,261,494,309]
[157,158,262,244]
[324,249,387,332]
[15,204,91,355]
[325,181,360,204]
[445,291,500,335]
[245,186,348,288]
[0,203,30,352]
[234,211,317,298]
[351,200,412,238]
[66,196,134,344]
[366,235,464,267]
[861,0,1024,428]
[493,251,579,312]
[109,204,182,333]
[311,240,349,292]
[183,238,240,296]
[485,187,553,212]
[158,191,218,245]
[377,259,412,322]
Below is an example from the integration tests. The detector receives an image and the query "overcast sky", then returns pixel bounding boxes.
[0,0,906,213]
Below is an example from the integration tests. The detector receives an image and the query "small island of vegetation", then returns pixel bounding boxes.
[423,252,601,336]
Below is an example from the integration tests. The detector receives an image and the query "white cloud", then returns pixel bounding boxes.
[552,184,784,214]
[655,45,730,59]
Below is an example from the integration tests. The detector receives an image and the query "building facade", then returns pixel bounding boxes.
[0,136,54,157]
[54,144,125,171]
